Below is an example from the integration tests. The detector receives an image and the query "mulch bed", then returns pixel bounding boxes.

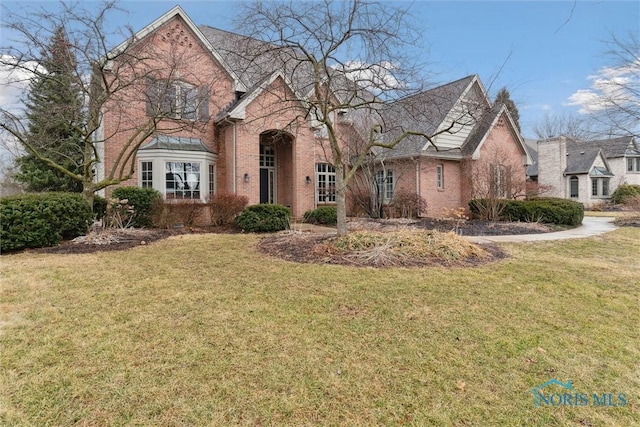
[23,218,566,267]
[347,217,561,236]
[32,225,239,255]
[257,232,507,268]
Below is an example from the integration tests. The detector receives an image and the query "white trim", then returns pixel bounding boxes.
[137,148,217,202]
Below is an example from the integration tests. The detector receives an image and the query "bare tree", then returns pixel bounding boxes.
[465,145,526,220]
[0,1,217,206]
[234,0,484,235]
[532,111,597,141]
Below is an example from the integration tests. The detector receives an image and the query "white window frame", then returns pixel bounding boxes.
[138,149,217,202]
[591,177,611,198]
[141,161,153,188]
[375,169,394,202]
[316,163,336,203]
[165,161,201,200]
[208,164,216,197]
[436,164,444,189]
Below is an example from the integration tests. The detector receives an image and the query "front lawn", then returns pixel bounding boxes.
[1,229,639,426]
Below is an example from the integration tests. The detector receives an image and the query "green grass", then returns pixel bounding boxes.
[1,229,639,426]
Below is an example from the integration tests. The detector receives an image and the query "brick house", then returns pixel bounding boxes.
[99,6,530,219]
[536,135,640,206]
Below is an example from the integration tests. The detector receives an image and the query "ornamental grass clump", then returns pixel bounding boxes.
[334,230,487,267]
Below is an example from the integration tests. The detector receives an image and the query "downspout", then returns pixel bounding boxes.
[414,157,420,197]
[232,121,237,193]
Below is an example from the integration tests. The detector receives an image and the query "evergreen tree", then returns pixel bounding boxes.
[14,26,84,192]
[494,87,521,133]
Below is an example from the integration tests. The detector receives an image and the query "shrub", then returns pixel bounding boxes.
[93,195,107,221]
[390,192,426,218]
[611,184,640,204]
[0,192,92,252]
[470,197,584,226]
[151,199,207,228]
[104,198,135,229]
[209,193,249,226]
[303,206,337,225]
[236,204,290,232]
[111,186,161,228]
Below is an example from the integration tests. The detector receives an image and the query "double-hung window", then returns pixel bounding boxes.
[147,79,209,121]
[375,169,394,201]
[141,161,153,188]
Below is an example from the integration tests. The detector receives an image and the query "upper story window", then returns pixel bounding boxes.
[146,79,209,121]
[627,157,640,173]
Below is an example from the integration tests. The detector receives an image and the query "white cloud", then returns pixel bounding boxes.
[335,60,403,92]
[0,55,42,113]
[565,59,640,114]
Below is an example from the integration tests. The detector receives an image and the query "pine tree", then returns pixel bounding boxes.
[494,87,521,133]
[15,26,84,192]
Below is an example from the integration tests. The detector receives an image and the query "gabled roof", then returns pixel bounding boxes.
[564,140,611,175]
[586,136,639,158]
[215,70,307,122]
[108,6,246,92]
[199,25,315,96]
[460,104,530,164]
[376,75,479,159]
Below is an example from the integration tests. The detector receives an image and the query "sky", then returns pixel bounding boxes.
[1,0,639,143]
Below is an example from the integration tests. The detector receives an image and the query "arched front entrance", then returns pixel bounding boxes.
[259,130,294,207]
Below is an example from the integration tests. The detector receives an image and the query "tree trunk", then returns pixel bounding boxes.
[82,182,95,210]
[335,162,348,236]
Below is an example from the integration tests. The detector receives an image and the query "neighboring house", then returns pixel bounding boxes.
[99,6,530,218]
[537,135,640,206]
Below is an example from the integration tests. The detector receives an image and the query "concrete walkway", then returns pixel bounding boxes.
[464,216,618,244]
[292,216,619,243]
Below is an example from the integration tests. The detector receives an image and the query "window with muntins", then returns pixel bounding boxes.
[316,163,336,203]
[147,79,209,121]
[570,176,579,198]
[376,170,394,201]
[208,164,215,197]
[436,164,444,189]
[166,162,200,199]
[141,161,153,188]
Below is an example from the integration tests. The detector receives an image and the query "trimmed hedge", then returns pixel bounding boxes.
[611,184,640,204]
[303,206,337,225]
[236,204,290,232]
[469,197,584,226]
[112,186,162,228]
[1,192,93,252]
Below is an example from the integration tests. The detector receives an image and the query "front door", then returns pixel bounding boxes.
[259,145,276,204]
